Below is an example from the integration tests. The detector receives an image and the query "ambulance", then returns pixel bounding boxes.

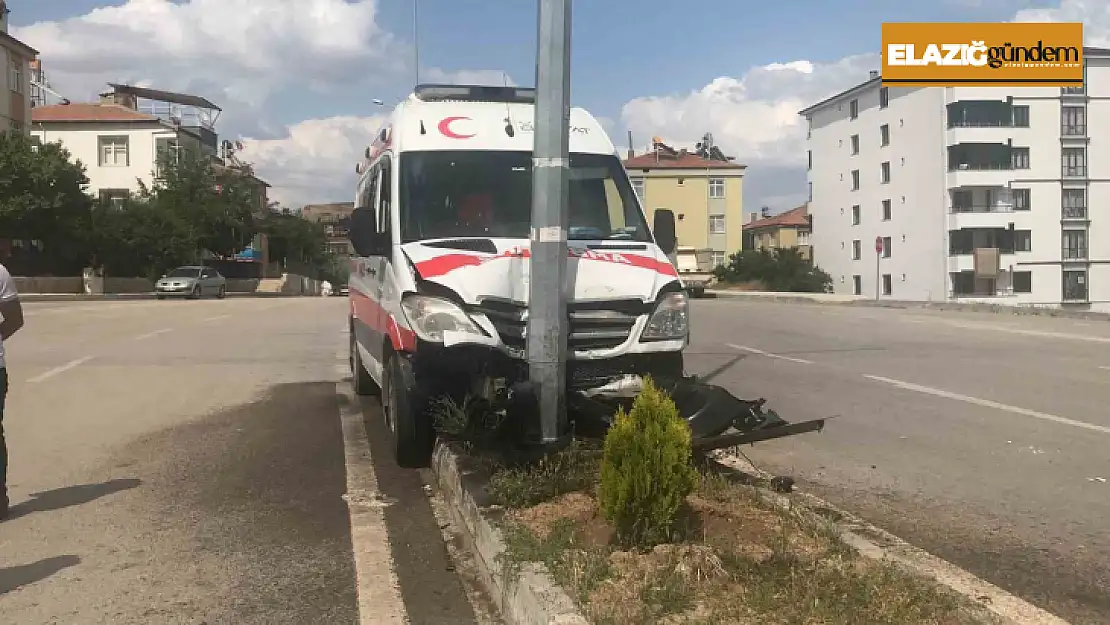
[347,84,688,467]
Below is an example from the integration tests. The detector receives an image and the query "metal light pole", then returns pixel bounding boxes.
[527,0,572,446]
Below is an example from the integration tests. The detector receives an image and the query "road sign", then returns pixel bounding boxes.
[875,236,883,254]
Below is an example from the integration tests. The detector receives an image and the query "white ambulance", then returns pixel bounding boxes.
[348,84,688,467]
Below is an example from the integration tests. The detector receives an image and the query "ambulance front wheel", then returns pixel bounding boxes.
[384,351,435,468]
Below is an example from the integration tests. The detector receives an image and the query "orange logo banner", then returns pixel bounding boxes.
[881,22,1084,86]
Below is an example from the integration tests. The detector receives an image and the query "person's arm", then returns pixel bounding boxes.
[0,298,22,341]
[0,266,23,341]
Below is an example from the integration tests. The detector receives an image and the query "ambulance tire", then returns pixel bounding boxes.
[350,328,379,396]
[385,352,434,469]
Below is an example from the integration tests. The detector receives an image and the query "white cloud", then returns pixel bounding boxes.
[13,0,400,106]
[240,114,386,208]
[619,0,1110,213]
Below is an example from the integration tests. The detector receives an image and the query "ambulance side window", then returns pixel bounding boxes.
[377,157,392,238]
[360,164,379,211]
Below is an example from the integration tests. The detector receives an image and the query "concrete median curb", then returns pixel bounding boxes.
[431,442,589,625]
[707,289,1110,322]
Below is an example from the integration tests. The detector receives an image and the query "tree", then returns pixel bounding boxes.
[714,247,833,293]
[138,151,258,258]
[259,209,327,267]
[0,131,94,273]
[90,197,196,279]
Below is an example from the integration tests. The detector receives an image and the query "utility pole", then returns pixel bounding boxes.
[527,0,572,447]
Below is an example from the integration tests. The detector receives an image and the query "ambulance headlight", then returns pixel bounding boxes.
[640,291,689,341]
[400,295,484,343]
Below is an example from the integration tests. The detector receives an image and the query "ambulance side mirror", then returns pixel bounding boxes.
[653,209,677,255]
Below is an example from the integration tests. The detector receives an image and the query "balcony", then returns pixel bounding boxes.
[946,144,1026,188]
[946,100,1029,145]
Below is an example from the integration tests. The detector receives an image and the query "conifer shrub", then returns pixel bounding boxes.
[598,377,698,547]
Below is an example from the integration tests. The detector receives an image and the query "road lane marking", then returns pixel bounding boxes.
[26,356,94,383]
[336,382,410,625]
[864,374,1110,436]
[922,318,1110,344]
[201,314,230,323]
[1099,366,1110,371]
[134,328,172,341]
[728,343,813,364]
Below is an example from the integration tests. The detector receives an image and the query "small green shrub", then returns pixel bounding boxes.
[598,377,698,547]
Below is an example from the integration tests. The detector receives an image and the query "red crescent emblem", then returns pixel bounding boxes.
[438,116,475,139]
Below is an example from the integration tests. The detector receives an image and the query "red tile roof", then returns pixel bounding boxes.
[624,151,746,170]
[744,205,810,230]
[32,103,158,123]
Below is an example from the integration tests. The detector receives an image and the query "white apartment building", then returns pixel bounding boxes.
[30,86,222,204]
[802,46,1110,311]
[0,1,36,133]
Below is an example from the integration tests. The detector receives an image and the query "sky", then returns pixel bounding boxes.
[8,0,1110,212]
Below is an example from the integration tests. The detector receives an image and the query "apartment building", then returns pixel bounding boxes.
[743,204,812,260]
[802,48,1110,310]
[301,202,355,257]
[0,1,36,133]
[30,85,223,203]
[624,141,746,267]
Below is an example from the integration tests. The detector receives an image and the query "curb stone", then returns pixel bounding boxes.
[706,290,1110,322]
[431,442,589,625]
[711,451,1072,625]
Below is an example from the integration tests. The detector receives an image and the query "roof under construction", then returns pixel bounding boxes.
[105,83,221,111]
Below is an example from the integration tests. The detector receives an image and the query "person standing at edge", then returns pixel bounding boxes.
[0,260,25,520]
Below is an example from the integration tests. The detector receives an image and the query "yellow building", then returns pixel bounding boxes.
[624,146,746,267]
[742,204,812,260]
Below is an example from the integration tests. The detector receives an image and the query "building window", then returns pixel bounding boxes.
[1011,147,1030,170]
[1061,106,1086,136]
[8,59,22,94]
[1063,270,1087,301]
[807,150,812,170]
[852,239,862,260]
[881,199,892,221]
[852,275,862,295]
[1062,148,1086,177]
[708,178,725,199]
[1012,105,1030,127]
[879,87,889,109]
[849,99,859,120]
[880,124,890,146]
[630,177,644,199]
[98,188,129,208]
[711,251,727,267]
[851,205,860,225]
[850,134,859,155]
[881,274,892,295]
[1013,271,1032,293]
[880,161,891,184]
[1015,230,1031,252]
[851,170,860,190]
[709,214,726,234]
[1062,229,1087,260]
[1062,188,1086,219]
[882,236,892,258]
[98,136,130,167]
[797,231,810,246]
[808,182,813,201]
[1013,188,1030,211]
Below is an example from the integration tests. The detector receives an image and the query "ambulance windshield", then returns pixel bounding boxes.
[398,151,652,243]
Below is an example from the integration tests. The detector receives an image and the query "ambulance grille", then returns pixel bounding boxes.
[472,299,645,351]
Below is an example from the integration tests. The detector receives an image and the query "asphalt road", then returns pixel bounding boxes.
[686,298,1110,625]
[0,297,498,625]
